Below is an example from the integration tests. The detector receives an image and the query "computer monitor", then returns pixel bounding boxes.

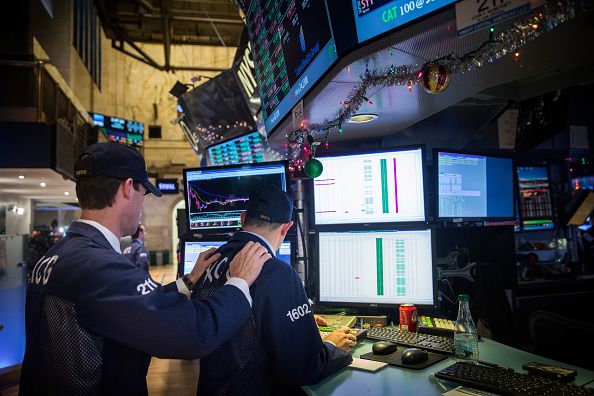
[205,131,266,166]
[179,239,292,276]
[572,175,594,191]
[316,228,435,307]
[517,166,555,231]
[436,150,514,221]
[313,147,426,226]
[183,161,288,232]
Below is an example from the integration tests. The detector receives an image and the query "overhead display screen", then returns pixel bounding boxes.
[206,131,265,166]
[352,0,457,44]
[239,0,338,132]
[90,112,144,145]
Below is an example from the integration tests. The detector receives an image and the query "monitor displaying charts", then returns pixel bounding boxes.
[313,148,426,226]
[183,162,287,232]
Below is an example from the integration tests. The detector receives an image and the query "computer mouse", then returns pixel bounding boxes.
[401,348,429,364]
[372,341,398,355]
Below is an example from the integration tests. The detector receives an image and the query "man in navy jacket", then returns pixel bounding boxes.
[19,142,271,395]
[193,185,355,396]
[123,223,150,272]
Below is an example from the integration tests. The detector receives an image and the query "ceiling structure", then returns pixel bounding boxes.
[95,0,244,72]
[0,169,78,206]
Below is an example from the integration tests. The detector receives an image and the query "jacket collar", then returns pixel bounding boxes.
[67,221,120,252]
[230,231,276,256]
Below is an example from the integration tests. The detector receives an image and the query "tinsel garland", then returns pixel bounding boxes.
[287,0,589,167]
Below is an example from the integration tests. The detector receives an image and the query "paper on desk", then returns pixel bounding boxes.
[349,357,387,372]
[443,386,499,396]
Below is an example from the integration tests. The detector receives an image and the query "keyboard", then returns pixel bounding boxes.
[367,326,454,354]
[435,362,594,396]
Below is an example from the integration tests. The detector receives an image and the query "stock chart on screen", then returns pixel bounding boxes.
[184,163,287,232]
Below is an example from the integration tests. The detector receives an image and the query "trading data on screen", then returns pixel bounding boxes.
[318,229,434,305]
[314,149,425,225]
[438,152,513,219]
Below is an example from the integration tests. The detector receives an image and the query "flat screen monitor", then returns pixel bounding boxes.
[179,239,292,275]
[313,147,426,226]
[238,0,338,132]
[517,166,554,231]
[317,228,435,306]
[206,131,266,166]
[183,162,288,232]
[351,0,457,44]
[436,150,514,221]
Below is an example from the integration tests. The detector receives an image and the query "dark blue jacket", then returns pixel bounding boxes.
[123,238,150,272]
[194,232,352,396]
[19,221,251,396]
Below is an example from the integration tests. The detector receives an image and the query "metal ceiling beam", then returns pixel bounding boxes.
[160,0,172,71]
[116,11,243,24]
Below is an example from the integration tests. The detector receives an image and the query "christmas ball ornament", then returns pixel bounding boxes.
[304,158,323,179]
[421,64,451,94]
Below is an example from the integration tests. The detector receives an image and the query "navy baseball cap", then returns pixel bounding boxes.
[74,142,162,197]
[245,185,293,224]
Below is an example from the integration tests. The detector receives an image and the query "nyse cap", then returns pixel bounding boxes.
[74,142,162,197]
[245,185,293,223]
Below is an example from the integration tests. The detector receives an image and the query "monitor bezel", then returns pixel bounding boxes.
[434,148,516,222]
[182,160,289,234]
[515,163,556,232]
[204,130,265,166]
[313,225,438,309]
[311,145,429,229]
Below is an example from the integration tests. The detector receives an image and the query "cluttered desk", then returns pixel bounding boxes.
[304,336,594,395]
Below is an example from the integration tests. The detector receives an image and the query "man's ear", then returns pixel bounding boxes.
[280,221,293,237]
[240,211,246,227]
[121,178,134,199]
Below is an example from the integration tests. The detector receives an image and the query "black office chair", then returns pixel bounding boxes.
[529,310,594,370]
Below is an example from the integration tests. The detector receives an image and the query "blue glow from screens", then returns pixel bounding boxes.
[184,163,287,231]
[177,104,184,113]
[314,148,425,225]
[352,0,457,44]
[183,240,291,274]
[438,152,514,219]
[318,229,434,306]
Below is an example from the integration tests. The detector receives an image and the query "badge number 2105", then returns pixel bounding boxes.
[286,303,311,322]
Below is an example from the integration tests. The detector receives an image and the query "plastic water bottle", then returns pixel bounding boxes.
[454,294,479,363]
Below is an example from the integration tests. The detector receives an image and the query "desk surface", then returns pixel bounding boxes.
[304,338,594,395]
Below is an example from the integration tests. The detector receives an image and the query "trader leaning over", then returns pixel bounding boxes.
[19,142,271,395]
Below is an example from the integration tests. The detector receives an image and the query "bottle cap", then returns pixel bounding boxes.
[458,294,469,302]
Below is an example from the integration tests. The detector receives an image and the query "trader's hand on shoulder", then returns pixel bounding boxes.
[189,247,221,284]
[229,241,271,286]
[324,327,357,352]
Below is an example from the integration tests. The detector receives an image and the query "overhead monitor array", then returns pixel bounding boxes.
[237,0,338,132]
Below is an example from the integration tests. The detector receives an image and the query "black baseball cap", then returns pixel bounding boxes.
[245,185,293,224]
[74,142,162,197]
